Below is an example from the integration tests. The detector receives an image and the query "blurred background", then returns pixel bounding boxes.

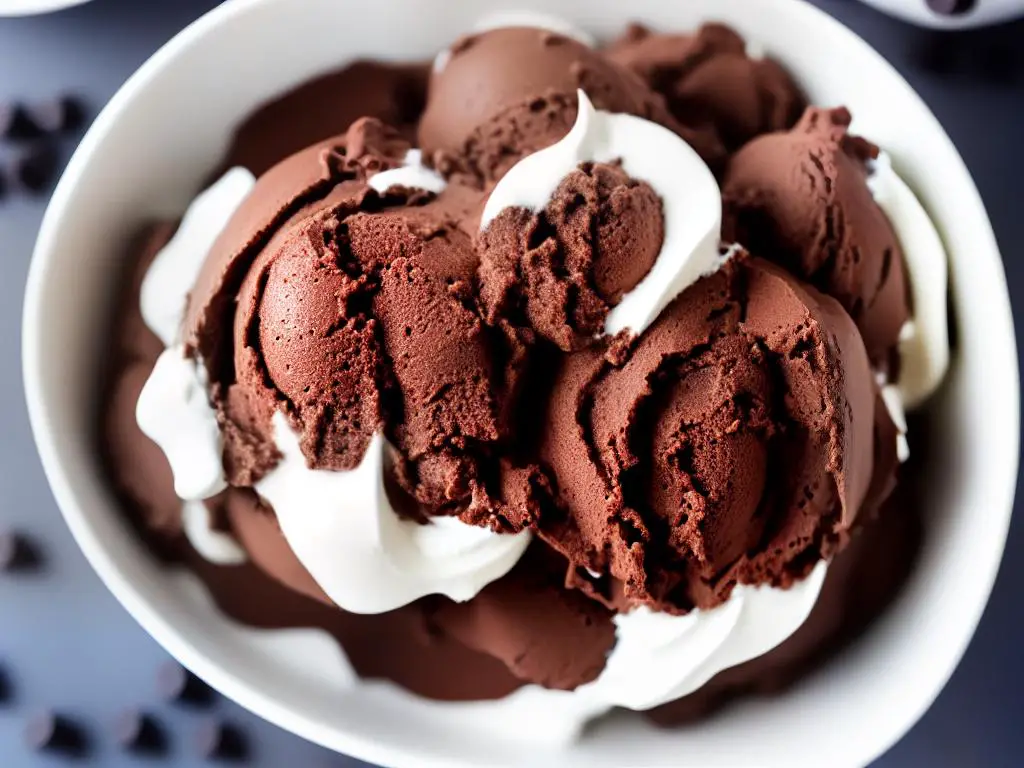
[0,0,1021,765]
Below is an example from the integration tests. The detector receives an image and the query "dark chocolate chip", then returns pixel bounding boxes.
[113,709,166,754]
[0,663,11,704]
[927,0,976,15]
[195,719,247,761]
[24,95,85,135]
[0,530,41,572]
[23,711,88,756]
[11,143,59,194]
[156,660,214,706]
[0,102,41,140]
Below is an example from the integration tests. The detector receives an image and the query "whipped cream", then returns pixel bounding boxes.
[368,149,447,195]
[481,90,723,338]
[136,345,226,501]
[182,501,247,566]
[256,414,530,614]
[137,168,254,560]
[877,371,911,463]
[582,562,827,710]
[868,152,950,410]
[141,167,255,347]
[137,168,257,504]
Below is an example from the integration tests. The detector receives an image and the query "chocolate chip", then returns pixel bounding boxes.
[156,660,214,705]
[24,95,85,135]
[113,709,166,754]
[0,102,41,140]
[23,711,88,756]
[0,530,41,572]
[927,0,976,15]
[10,143,59,194]
[195,719,247,761]
[0,663,11,704]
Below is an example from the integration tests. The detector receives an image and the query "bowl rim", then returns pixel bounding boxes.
[21,0,1020,766]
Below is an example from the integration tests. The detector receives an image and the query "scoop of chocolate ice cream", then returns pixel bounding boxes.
[418,26,723,185]
[477,161,664,351]
[186,116,542,530]
[434,543,616,690]
[537,253,877,613]
[606,23,805,152]
[722,107,910,365]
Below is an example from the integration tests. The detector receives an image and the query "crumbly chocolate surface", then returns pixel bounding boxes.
[101,21,918,711]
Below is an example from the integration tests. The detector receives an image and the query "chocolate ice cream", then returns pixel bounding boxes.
[184,117,544,529]
[536,253,882,613]
[98,13,948,735]
[418,25,724,185]
[723,107,911,364]
[607,23,805,152]
[478,161,664,351]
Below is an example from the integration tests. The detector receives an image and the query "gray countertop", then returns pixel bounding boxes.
[0,1,1021,766]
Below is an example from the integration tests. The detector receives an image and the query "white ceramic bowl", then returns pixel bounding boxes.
[22,0,1019,766]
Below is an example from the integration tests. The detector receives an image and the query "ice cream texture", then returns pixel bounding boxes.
[102,11,950,732]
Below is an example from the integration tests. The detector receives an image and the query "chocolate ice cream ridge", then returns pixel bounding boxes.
[136,163,529,611]
[480,90,726,340]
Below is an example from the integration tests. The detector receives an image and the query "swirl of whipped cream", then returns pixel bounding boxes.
[368,149,447,195]
[583,563,827,710]
[868,152,951,410]
[481,90,725,338]
[182,501,247,566]
[137,168,255,506]
[136,167,528,611]
[257,414,530,614]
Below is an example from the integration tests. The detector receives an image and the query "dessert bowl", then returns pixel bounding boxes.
[22,0,1019,766]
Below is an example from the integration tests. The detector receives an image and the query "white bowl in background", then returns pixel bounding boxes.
[856,0,1024,29]
[0,0,90,16]
[22,0,1019,766]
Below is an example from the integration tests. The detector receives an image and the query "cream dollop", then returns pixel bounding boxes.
[368,149,447,195]
[137,168,254,560]
[581,562,827,710]
[141,167,256,347]
[868,152,950,410]
[255,413,530,614]
[481,90,724,338]
[136,345,226,501]
[182,501,247,566]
